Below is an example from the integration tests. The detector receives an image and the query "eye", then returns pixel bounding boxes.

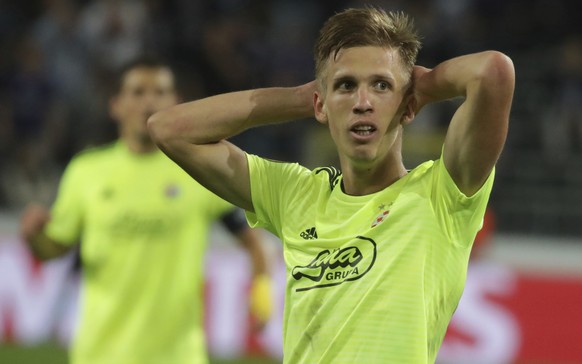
[374,80,391,91]
[132,87,145,97]
[334,79,356,91]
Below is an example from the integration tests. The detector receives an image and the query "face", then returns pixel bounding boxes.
[314,46,414,169]
[110,66,177,146]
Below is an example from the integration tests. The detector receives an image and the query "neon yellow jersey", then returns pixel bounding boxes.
[246,154,494,363]
[46,141,232,364]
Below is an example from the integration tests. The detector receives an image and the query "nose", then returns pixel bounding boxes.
[142,92,159,111]
[353,87,373,114]
[143,91,158,104]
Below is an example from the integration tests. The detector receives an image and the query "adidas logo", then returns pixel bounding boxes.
[300,227,318,240]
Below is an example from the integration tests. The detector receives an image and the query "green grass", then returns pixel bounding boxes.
[0,344,281,364]
[0,343,68,364]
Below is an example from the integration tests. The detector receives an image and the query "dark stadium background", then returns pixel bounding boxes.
[1,0,580,363]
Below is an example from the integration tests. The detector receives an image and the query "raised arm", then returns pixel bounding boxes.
[414,51,515,196]
[147,82,316,212]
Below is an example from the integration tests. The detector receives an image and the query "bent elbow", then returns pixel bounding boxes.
[468,51,515,106]
[147,110,176,148]
[483,51,515,90]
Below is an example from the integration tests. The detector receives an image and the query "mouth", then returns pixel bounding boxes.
[350,122,377,140]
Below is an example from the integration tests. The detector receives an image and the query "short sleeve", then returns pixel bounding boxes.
[45,158,86,246]
[430,157,495,247]
[244,154,308,237]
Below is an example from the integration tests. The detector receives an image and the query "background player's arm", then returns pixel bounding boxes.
[220,209,272,327]
[236,227,273,328]
[414,51,515,196]
[148,82,316,212]
[220,209,268,277]
[20,204,74,260]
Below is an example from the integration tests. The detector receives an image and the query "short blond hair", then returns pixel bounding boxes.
[314,7,421,85]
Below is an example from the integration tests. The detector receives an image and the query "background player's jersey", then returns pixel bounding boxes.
[246,154,493,363]
[46,141,232,364]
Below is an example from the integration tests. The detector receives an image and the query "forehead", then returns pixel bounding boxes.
[120,66,175,90]
[325,46,408,84]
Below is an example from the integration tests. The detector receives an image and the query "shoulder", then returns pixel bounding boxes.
[247,154,314,181]
[247,154,341,192]
[404,159,436,184]
[71,142,118,164]
[409,156,494,205]
[397,159,448,198]
[404,158,463,192]
[247,154,306,172]
[65,142,118,176]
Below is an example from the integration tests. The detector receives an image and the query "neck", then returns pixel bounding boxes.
[339,152,407,196]
[123,136,158,154]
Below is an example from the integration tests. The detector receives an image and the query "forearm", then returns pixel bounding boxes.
[237,228,267,276]
[416,51,514,104]
[148,83,315,146]
[20,204,72,261]
[242,227,272,328]
[239,227,273,327]
[25,231,71,261]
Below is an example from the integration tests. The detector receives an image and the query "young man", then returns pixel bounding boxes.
[149,7,514,364]
[20,58,272,364]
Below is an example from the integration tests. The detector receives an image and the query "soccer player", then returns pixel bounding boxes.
[148,7,515,364]
[20,57,272,364]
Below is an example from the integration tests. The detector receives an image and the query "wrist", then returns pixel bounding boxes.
[250,273,273,324]
[294,82,317,118]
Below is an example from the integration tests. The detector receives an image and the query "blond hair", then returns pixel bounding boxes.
[314,7,421,85]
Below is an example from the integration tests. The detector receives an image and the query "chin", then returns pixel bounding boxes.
[345,151,379,168]
[351,144,379,160]
[138,133,154,145]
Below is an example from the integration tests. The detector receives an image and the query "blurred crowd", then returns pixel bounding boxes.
[0,0,580,235]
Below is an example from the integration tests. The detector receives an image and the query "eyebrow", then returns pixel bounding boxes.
[331,72,397,84]
[332,74,355,82]
[369,73,396,83]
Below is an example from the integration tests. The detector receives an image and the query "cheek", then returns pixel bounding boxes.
[326,118,346,148]
[325,97,352,120]
[118,102,139,117]
[161,97,177,109]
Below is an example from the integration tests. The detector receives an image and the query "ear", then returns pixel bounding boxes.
[400,94,416,126]
[313,90,328,125]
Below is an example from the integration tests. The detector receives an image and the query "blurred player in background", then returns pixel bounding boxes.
[20,57,273,364]
[148,6,514,364]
